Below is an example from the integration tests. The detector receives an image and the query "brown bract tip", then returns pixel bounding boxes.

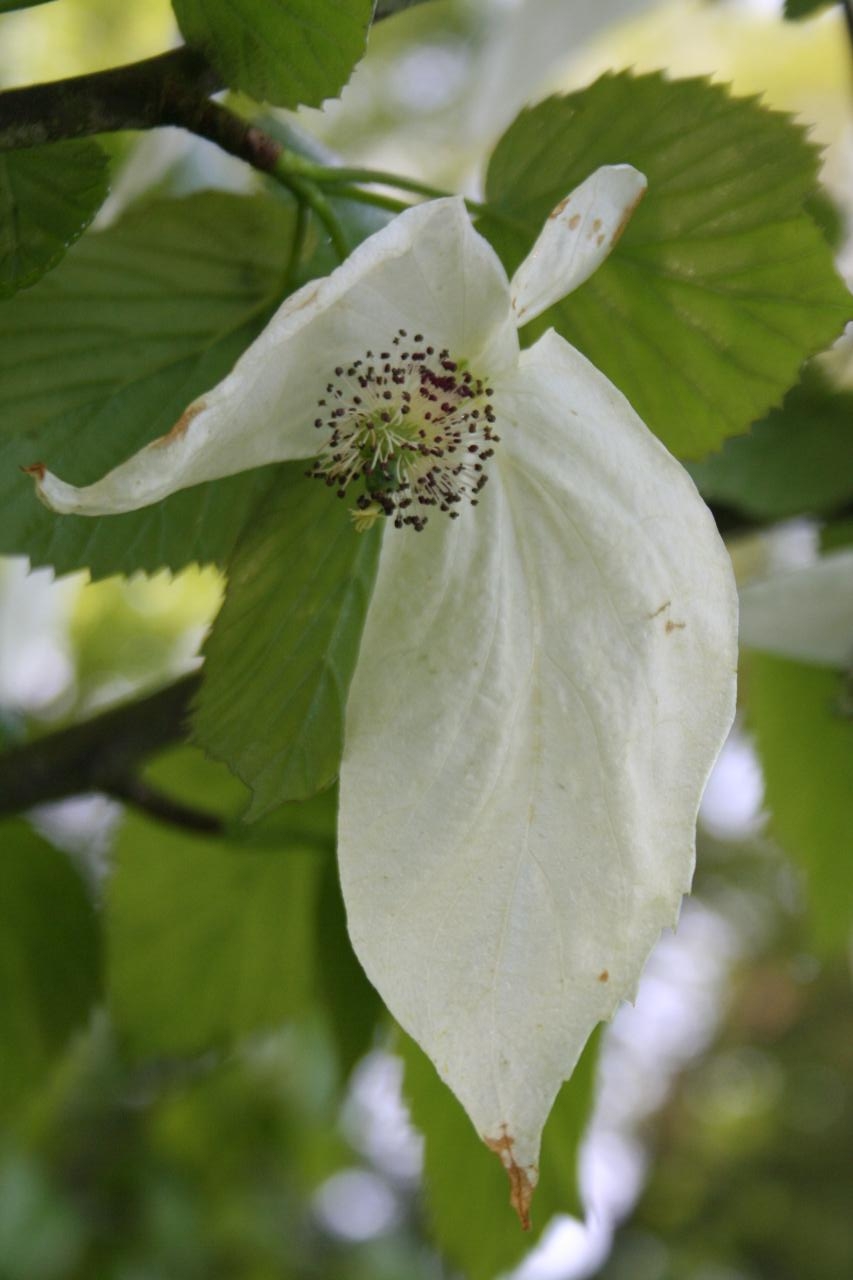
[611,186,646,248]
[548,194,571,221]
[152,399,206,449]
[484,1129,536,1231]
[21,461,46,481]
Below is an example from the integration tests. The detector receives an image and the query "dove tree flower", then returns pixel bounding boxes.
[30,166,738,1225]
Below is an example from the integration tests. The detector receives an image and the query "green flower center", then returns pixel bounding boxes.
[309,329,499,532]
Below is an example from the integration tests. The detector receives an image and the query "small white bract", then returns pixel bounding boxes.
[29,167,738,1227]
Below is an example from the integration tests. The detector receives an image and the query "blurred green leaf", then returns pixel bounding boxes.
[0,192,297,580]
[0,821,100,1114]
[0,1151,84,1277]
[784,0,834,17]
[142,745,339,847]
[172,0,373,108]
[193,465,382,819]
[746,653,853,952]
[317,857,382,1079]
[688,367,853,519]
[0,140,109,297]
[400,1028,599,1277]
[482,72,850,458]
[0,0,57,12]
[821,517,853,552]
[374,0,432,16]
[108,749,332,1056]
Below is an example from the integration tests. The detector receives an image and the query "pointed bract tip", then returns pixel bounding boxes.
[610,182,647,249]
[484,1130,537,1231]
[21,461,46,481]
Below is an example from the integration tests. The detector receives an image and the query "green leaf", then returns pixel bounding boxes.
[0,821,101,1114]
[745,653,853,953]
[108,747,333,1057]
[374,0,432,16]
[400,1029,599,1276]
[784,0,833,18]
[688,367,853,519]
[804,189,845,250]
[192,465,382,818]
[0,0,57,12]
[0,192,296,579]
[0,140,109,297]
[172,0,373,108]
[317,857,382,1080]
[482,73,850,458]
[821,518,853,552]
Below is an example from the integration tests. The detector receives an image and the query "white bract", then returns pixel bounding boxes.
[30,167,738,1225]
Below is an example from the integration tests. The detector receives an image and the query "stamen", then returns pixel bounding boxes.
[308,329,498,532]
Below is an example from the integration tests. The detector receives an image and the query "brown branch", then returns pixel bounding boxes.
[0,47,220,150]
[0,0,436,159]
[106,774,224,836]
[0,45,288,173]
[0,674,214,830]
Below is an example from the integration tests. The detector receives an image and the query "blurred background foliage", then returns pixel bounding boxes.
[1,1,852,1278]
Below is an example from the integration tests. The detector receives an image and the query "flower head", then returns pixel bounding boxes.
[29,167,738,1226]
[307,330,498,532]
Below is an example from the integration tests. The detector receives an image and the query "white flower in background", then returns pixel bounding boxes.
[29,167,738,1225]
[739,548,853,670]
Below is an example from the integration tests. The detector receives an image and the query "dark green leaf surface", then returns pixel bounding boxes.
[821,518,853,552]
[0,140,109,297]
[401,1029,600,1276]
[0,821,100,1113]
[688,367,853,518]
[193,466,382,818]
[136,744,339,848]
[0,192,293,579]
[108,748,333,1057]
[374,0,432,16]
[482,73,850,458]
[784,0,833,17]
[0,0,56,13]
[746,653,853,953]
[172,0,373,108]
[317,857,382,1079]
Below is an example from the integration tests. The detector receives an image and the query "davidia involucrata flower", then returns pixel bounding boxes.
[30,167,738,1226]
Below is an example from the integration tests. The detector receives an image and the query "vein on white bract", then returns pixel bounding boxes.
[28,165,738,1227]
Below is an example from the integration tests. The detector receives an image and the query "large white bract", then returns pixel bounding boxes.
[31,167,738,1226]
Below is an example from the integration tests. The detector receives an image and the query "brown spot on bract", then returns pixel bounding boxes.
[153,399,206,449]
[21,461,46,481]
[611,187,646,248]
[592,218,602,231]
[598,970,609,983]
[648,600,671,620]
[596,234,605,246]
[549,194,571,220]
[665,619,687,634]
[484,1128,536,1231]
[568,213,581,230]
